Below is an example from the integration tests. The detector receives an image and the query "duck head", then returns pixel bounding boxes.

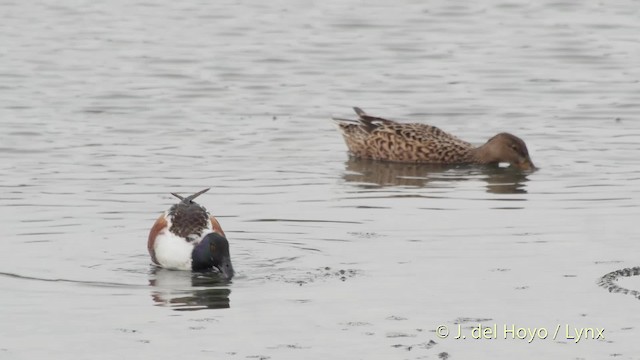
[192,232,234,279]
[475,133,535,170]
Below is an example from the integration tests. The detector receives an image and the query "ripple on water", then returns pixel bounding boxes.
[598,267,640,301]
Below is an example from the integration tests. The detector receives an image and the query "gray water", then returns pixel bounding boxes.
[1,0,640,358]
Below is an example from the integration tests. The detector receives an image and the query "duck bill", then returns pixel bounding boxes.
[516,157,536,171]
[215,256,235,280]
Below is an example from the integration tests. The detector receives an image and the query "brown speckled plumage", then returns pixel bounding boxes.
[168,188,211,239]
[333,107,535,170]
[168,202,209,238]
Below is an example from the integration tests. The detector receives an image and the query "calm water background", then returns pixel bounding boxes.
[1,0,640,358]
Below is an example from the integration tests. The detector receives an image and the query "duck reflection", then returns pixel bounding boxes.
[482,167,530,194]
[342,157,530,194]
[149,267,231,311]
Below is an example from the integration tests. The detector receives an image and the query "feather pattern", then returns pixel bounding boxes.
[333,107,535,170]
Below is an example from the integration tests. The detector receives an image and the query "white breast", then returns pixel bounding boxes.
[152,215,214,271]
[153,230,195,270]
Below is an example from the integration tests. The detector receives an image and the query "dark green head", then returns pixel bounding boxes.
[192,232,234,279]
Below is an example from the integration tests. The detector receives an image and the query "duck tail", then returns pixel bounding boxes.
[170,192,185,201]
[350,107,392,131]
[171,188,210,202]
[332,107,389,134]
[331,116,359,124]
[331,107,368,124]
[353,107,367,118]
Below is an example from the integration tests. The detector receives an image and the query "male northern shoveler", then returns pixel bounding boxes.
[333,107,535,170]
[148,188,234,279]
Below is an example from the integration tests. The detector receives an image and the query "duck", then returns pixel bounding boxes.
[333,107,535,170]
[147,188,234,278]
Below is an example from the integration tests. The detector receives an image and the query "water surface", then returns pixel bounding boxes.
[1,0,640,358]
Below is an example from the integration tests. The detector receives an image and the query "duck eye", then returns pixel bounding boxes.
[210,244,216,253]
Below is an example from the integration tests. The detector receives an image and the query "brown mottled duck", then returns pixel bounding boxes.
[333,107,535,170]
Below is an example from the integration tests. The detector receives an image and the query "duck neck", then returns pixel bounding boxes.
[468,142,497,164]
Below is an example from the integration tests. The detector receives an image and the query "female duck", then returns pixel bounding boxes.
[148,188,234,279]
[334,107,535,170]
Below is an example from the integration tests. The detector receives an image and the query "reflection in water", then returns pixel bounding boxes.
[149,267,231,311]
[482,168,530,195]
[342,157,530,194]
